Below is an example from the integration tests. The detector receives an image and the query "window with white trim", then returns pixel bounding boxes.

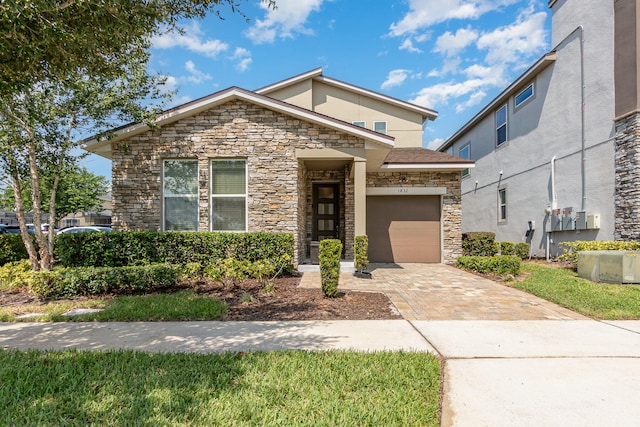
[498,187,507,222]
[210,159,247,231]
[496,105,507,146]
[163,160,199,231]
[352,121,366,128]
[64,218,79,228]
[515,83,534,108]
[459,144,470,178]
[373,121,387,135]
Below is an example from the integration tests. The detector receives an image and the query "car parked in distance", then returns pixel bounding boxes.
[2,225,22,234]
[56,226,113,234]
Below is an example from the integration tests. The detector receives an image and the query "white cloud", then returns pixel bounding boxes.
[455,90,486,112]
[477,9,547,65]
[399,38,422,53]
[410,78,487,109]
[434,27,478,57]
[381,69,410,90]
[427,138,445,150]
[231,47,252,72]
[246,0,323,44]
[152,23,228,58]
[184,60,213,84]
[390,0,519,37]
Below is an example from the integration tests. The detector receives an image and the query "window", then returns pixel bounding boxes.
[515,83,534,108]
[211,159,246,231]
[459,144,470,178]
[352,121,366,128]
[373,121,387,135]
[496,105,507,146]
[498,188,507,222]
[64,218,79,228]
[163,160,199,231]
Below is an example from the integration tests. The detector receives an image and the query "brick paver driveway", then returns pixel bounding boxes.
[299,263,586,320]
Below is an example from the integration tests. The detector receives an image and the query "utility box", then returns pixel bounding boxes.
[587,214,601,229]
[575,211,587,230]
[578,251,640,284]
[550,209,563,231]
[562,207,575,231]
[310,241,320,264]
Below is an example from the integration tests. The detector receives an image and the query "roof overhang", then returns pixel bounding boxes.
[438,51,557,151]
[83,86,395,159]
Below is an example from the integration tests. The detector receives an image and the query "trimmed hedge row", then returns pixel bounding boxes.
[0,234,29,266]
[559,240,640,267]
[29,264,182,300]
[462,232,497,256]
[55,231,295,268]
[456,255,521,276]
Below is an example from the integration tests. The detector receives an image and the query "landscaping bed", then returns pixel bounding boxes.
[0,275,401,321]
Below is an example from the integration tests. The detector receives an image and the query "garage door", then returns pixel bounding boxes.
[366,195,441,263]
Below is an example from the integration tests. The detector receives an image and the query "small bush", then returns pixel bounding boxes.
[500,242,515,256]
[29,264,182,300]
[515,242,530,260]
[0,234,29,266]
[462,232,497,256]
[456,255,521,276]
[0,259,34,290]
[319,239,342,298]
[354,235,369,272]
[558,240,640,268]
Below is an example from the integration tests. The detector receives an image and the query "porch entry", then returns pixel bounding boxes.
[312,183,340,240]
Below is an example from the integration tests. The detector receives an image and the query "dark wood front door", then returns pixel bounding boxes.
[313,183,339,241]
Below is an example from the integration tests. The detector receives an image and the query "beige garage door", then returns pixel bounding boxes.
[366,195,441,263]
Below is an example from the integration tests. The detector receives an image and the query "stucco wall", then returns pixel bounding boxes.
[110,99,365,264]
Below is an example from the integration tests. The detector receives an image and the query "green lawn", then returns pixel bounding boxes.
[513,262,640,319]
[0,291,226,322]
[0,349,441,426]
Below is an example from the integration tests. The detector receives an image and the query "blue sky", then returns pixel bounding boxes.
[82,0,552,180]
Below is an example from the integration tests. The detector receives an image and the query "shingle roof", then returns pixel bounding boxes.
[384,148,473,165]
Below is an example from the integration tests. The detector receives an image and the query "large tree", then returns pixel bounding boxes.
[0,0,275,271]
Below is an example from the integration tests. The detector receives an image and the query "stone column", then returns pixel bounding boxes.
[614,112,640,240]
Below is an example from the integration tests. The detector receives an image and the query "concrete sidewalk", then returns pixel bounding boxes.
[2,319,640,426]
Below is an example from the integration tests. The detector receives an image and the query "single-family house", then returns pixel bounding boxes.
[439,0,639,258]
[84,68,473,265]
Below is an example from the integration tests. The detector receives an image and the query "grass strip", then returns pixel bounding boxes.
[514,263,640,319]
[0,349,440,426]
[0,291,226,322]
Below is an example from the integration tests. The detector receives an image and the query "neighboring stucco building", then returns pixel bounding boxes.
[85,68,473,265]
[438,0,638,258]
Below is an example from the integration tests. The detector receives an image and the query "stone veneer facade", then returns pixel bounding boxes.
[110,99,464,265]
[366,171,463,263]
[615,112,640,240]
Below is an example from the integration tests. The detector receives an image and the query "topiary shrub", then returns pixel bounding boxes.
[462,232,497,256]
[456,255,521,276]
[354,235,369,273]
[319,239,342,298]
[515,242,530,260]
[558,240,640,268]
[500,242,515,256]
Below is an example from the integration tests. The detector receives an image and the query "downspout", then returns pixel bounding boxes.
[547,155,557,261]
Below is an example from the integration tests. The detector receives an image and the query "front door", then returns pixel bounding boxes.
[313,183,339,241]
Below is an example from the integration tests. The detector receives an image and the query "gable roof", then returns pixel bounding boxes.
[381,148,475,171]
[83,86,395,159]
[256,67,438,123]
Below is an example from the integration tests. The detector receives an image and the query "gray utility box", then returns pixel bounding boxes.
[550,209,563,231]
[310,241,320,264]
[578,251,640,284]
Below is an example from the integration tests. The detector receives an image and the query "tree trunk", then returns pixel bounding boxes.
[26,137,53,270]
[9,163,40,270]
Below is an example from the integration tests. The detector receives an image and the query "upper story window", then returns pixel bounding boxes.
[352,121,366,128]
[163,159,199,231]
[459,144,470,178]
[211,159,247,232]
[515,83,534,108]
[496,105,507,146]
[373,121,387,135]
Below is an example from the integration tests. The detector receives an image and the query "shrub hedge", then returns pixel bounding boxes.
[319,239,342,298]
[0,234,29,266]
[29,264,182,300]
[462,232,497,256]
[354,235,369,272]
[515,242,530,260]
[55,231,295,269]
[500,242,515,256]
[558,240,640,268]
[456,255,521,276]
